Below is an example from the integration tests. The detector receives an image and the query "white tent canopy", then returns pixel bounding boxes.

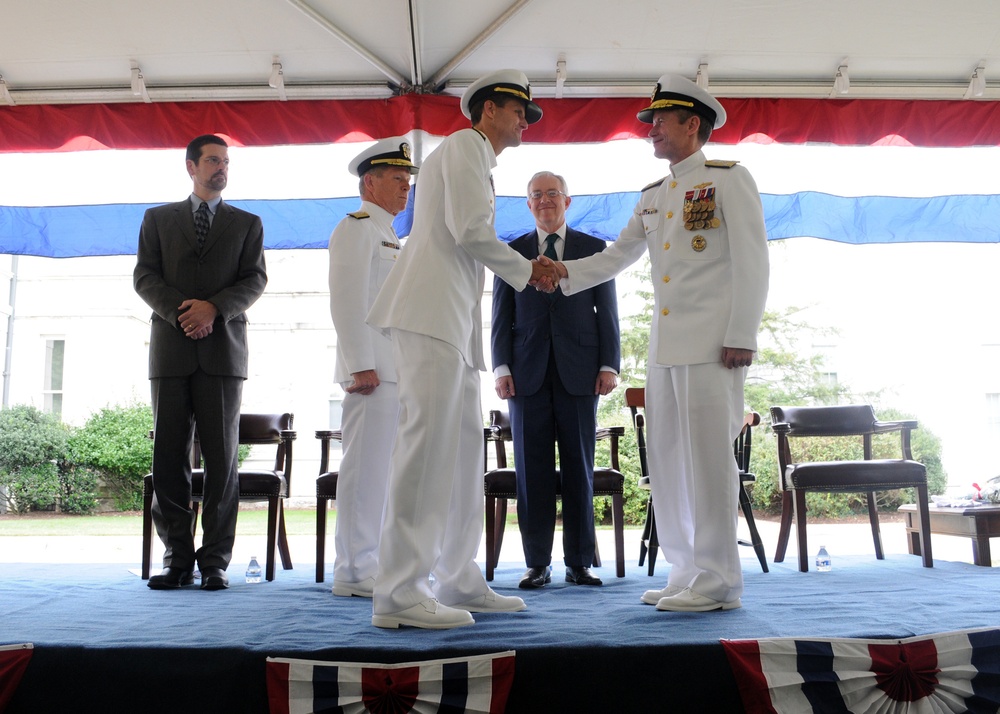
[3,0,999,105]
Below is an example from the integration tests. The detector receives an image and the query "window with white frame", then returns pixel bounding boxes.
[986,393,1000,447]
[43,338,65,418]
[813,343,839,404]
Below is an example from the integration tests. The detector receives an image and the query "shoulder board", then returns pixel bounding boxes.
[641,178,666,192]
[347,211,370,220]
[705,160,739,169]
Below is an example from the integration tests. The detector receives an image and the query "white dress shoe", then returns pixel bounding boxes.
[640,584,684,605]
[655,587,742,612]
[371,599,474,630]
[451,589,526,613]
[331,577,375,598]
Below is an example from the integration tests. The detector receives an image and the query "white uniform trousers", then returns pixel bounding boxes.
[373,329,489,615]
[332,381,399,584]
[645,362,745,603]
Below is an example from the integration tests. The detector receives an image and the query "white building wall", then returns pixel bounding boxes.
[4,238,1000,501]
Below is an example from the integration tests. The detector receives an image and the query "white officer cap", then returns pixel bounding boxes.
[637,74,727,129]
[348,136,419,177]
[461,69,543,125]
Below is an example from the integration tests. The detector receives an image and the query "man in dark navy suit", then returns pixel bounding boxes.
[491,171,620,589]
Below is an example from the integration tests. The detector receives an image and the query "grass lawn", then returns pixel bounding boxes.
[0,510,650,537]
[0,509,323,536]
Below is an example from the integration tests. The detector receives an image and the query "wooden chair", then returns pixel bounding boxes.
[770,404,933,572]
[314,429,342,583]
[483,409,626,581]
[734,412,769,572]
[141,413,297,582]
[625,387,768,574]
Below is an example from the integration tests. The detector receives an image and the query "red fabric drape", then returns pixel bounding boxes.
[2,94,1000,152]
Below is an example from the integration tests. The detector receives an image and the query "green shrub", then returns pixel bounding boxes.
[67,402,153,512]
[3,462,61,514]
[0,404,96,514]
[58,464,101,514]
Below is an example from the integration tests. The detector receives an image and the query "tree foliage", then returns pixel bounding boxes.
[606,269,948,522]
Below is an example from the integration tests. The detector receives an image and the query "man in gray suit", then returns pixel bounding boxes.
[134,134,267,591]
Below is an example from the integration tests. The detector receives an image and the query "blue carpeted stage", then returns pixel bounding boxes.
[3,552,999,713]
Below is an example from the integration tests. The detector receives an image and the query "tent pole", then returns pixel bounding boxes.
[2,255,17,410]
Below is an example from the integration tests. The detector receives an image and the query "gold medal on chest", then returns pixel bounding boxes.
[691,235,707,252]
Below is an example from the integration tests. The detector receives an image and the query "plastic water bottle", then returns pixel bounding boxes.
[245,556,262,583]
[815,545,832,572]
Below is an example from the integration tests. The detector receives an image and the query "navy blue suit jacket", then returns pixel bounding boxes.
[491,227,620,396]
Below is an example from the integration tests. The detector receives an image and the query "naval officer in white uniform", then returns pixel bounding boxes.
[367,70,559,629]
[327,137,418,597]
[543,74,769,612]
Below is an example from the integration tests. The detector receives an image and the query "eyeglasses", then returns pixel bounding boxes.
[528,189,567,200]
[201,156,230,167]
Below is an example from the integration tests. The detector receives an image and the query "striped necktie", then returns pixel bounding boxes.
[194,201,210,248]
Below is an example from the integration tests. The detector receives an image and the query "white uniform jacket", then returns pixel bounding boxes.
[563,149,769,366]
[367,128,533,369]
[328,200,400,384]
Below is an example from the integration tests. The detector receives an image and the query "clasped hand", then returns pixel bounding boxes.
[528,255,567,293]
[178,299,218,340]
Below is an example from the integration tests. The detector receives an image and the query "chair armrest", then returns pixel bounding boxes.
[314,430,342,475]
[596,425,625,441]
[873,420,919,459]
[872,420,918,433]
[597,426,625,471]
[281,430,297,441]
[771,422,791,435]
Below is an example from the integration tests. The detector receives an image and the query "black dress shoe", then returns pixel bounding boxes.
[147,567,195,590]
[199,566,230,591]
[519,566,551,589]
[565,566,603,586]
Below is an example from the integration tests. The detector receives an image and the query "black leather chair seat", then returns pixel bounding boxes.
[190,469,287,498]
[484,468,623,498]
[143,470,288,498]
[786,459,926,490]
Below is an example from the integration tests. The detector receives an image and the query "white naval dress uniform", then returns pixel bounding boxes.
[367,128,533,615]
[328,200,401,585]
[562,148,769,603]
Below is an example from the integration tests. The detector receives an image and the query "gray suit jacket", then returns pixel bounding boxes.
[134,198,267,378]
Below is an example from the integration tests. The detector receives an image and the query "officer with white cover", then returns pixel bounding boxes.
[327,137,417,598]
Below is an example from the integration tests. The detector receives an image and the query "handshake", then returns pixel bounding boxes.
[528,254,568,293]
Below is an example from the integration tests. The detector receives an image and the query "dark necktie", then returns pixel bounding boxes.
[543,233,559,260]
[194,201,210,248]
